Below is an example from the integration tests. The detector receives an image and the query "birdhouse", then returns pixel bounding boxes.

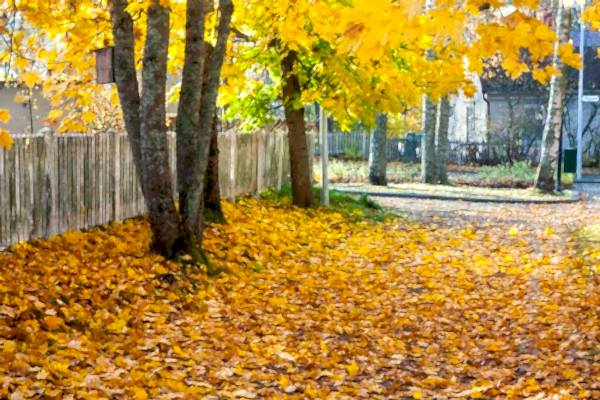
[95,47,115,84]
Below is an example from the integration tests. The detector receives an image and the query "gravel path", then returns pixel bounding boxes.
[376,195,600,233]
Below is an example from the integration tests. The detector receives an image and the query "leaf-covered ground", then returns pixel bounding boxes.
[0,198,599,399]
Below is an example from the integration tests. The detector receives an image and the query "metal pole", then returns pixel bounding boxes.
[319,105,329,205]
[556,120,563,191]
[576,2,586,181]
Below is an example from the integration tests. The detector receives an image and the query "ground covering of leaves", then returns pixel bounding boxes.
[0,198,599,399]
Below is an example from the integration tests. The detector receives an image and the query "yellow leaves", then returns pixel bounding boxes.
[513,0,539,8]
[43,316,64,331]
[559,43,582,70]
[269,297,287,307]
[502,58,529,80]
[345,362,360,377]
[107,317,129,334]
[562,368,578,380]
[423,375,452,388]
[47,360,71,377]
[46,109,64,124]
[508,226,519,236]
[482,339,506,352]
[172,344,189,359]
[131,387,149,400]
[0,196,598,397]
[21,71,41,88]
[0,108,10,123]
[0,129,13,149]
[533,24,556,42]
[532,65,559,84]
[81,111,95,124]
[2,340,17,354]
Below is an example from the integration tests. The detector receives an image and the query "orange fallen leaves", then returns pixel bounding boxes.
[0,197,598,399]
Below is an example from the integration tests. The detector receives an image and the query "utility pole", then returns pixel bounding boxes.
[576,1,586,181]
[319,105,329,205]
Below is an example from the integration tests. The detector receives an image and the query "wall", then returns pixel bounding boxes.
[487,93,600,160]
[0,85,52,134]
[448,74,488,143]
[0,129,299,249]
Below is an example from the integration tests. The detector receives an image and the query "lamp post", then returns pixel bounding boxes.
[575,1,586,181]
[319,105,329,205]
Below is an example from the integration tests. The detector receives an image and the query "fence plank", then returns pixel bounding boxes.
[0,129,303,249]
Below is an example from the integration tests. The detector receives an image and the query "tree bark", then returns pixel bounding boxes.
[111,0,181,257]
[203,112,225,223]
[110,0,144,196]
[368,113,388,185]
[421,95,437,183]
[139,1,182,257]
[180,0,233,244]
[436,96,450,184]
[281,50,315,207]
[421,0,437,184]
[202,43,225,223]
[535,3,571,191]
[176,0,206,246]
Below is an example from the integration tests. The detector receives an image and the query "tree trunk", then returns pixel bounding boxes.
[201,43,225,224]
[179,0,233,244]
[281,50,315,207]
[535,3,571,191]
[110,0,144,196]
[111,0,182,258]
[436,96,450,184]
[421,0,437,184]
[204,110,225,223]
[421,95,437,183]
[368,113,388,185]
[176,0,206,246]
[139,1,182,257]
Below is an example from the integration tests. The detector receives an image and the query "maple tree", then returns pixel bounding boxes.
[223,0,595,203]
[0,0,234,257]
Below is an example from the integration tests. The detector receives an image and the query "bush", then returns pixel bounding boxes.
[476,162,535,183]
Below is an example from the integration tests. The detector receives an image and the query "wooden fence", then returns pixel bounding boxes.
[0,129,302,249]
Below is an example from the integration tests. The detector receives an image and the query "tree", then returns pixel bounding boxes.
[421,97,438,183]
[0,0,233,257]
[535,1,573,191]
[436,96,450,184]
[368,113,388,185]
[106,0,234,257]
[281,50,315,207]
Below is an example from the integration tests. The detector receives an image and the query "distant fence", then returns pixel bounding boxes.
[314,131,599,165]
[0,129,300,249]
[314,132,403,161]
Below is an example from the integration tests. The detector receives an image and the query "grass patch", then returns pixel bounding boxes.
[316,159,577,189]
[260,182,393,222]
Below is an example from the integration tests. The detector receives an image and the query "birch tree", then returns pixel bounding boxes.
[535,1,573,191]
